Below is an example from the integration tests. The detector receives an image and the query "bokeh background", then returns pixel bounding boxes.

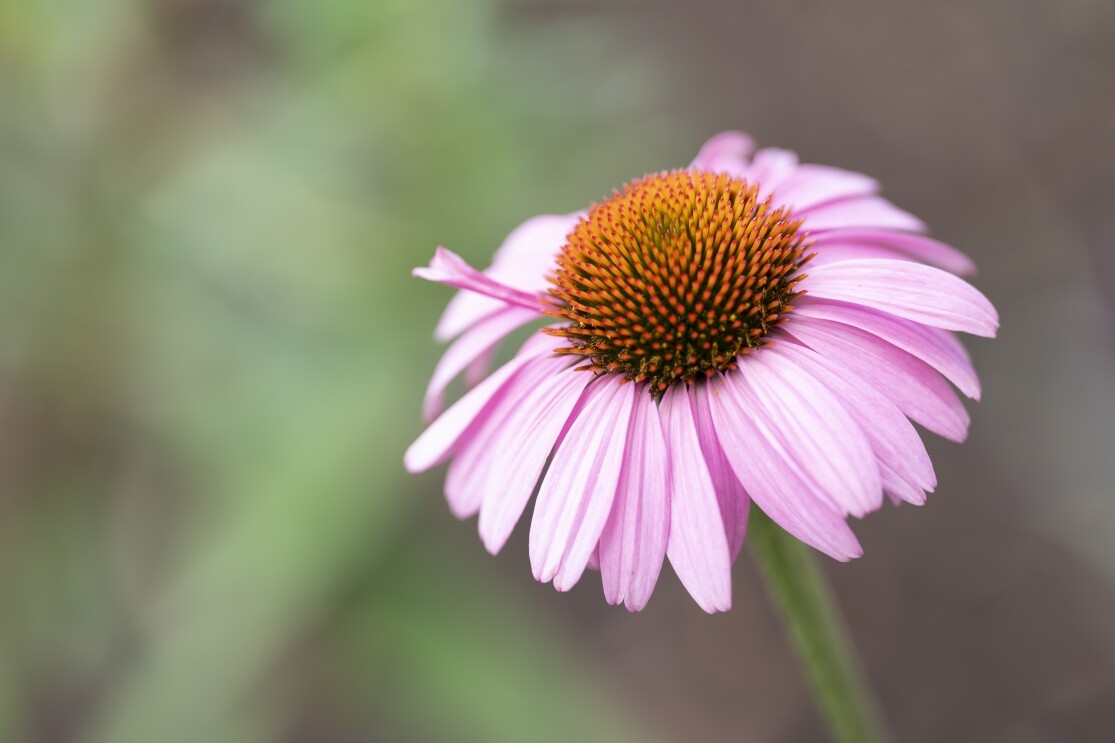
[1,0,1113,741]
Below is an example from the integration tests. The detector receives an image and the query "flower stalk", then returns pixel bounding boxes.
[749,506,892,743]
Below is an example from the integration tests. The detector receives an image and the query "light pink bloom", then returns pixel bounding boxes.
[405,132,997,612]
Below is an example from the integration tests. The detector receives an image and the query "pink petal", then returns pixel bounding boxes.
[795,297,981,399]
[708,370,864,561]
[783,314,971,442]
[690,131,756,177]
[435,292,505,343]
[773,340,936,500]
[806,243,920,268]
[404,339,550,473]
[800,196,926,233]
[772,165,878,212]
[810,228,977,276]
[530,377,635,591]
[441,354,579,517]
[423,306,539,421]
[742,350,883,518]
[660,384,732,613]
[472,365,590,552]
[749,148,799,199]
[598,393,671,611]
[803,259,999,337]
[414,247,545,313]
[692,381,751,559]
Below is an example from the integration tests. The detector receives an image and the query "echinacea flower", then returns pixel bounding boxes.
[404,131,997,613]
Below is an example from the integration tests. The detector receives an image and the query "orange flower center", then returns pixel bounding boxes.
[545,170,811,395]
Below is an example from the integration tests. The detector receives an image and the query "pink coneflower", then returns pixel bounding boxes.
[404,132,997,613]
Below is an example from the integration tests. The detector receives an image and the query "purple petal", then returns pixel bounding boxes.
[749,148,799,199]
[530,377,635,591]
[660,384,732,613]
[773,340,937,501]
[800,196,926,232]
[423,306,539,421]
[783,314,971,442]
[692,381,751,559]
[598,393,671,611]
[810,228,977,276]
[404,338,551,473]
[795,297,981,399]
[803,258,998,337]
[690,131,755,177]
[414,247,546,312]
[772,165,878,212]
[472,365,590,553]
[708,370,864,561]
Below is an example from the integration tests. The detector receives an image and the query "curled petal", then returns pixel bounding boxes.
[414,247,545,313]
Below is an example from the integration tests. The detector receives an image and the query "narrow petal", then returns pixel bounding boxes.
[473,365,590,553]
[803,259,999,337]
[660,384,732,613]
[795,297,981,399]
[810,228,977,276]
[692,381,750,559]
[423,306,538,421]
[800,196,926,233]
[598,393,670,611]
[773,340,937,499]
[783,314,970,441]
[708,371,864,561]
[772,165,878,212]
[442,356,581,520]
[530,377,634,591]
[404,334,551,473]
[690,130,755,177]
[414,247,545,312]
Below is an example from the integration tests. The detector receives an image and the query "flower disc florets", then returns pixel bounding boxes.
[546,170,812,395]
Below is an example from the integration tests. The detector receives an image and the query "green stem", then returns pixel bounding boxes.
[749,506,892,743]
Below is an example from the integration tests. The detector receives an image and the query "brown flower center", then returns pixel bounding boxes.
[545,170,811,395]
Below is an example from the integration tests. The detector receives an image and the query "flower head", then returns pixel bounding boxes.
[405,132,997,612]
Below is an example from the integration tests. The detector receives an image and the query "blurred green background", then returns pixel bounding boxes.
[1,1,1113,741]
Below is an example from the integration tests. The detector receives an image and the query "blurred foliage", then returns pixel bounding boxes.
[0,0,668,740]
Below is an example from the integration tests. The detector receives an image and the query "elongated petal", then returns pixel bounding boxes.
[772,165,878,212]
[599,393,670,611]
[473,366,590,553]
[414,247,545,312]
[487,214,582,293]
[774,340,936,499]
[810,228,976,276]
[803,259,998,337]
[530,377,634,591]
[708,371,863,561]
[795,297,981,399]
[749,148,799,199]
[660,384,732,613]
[783,314,970,441]
[692,381,750,559]
[423,306,539,421]
[801,196,926,232]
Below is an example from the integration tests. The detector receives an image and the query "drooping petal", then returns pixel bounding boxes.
[708,370,864,561]
[800,196,926,233]
[773,340,937,501]
[598,392,671,612]
[660,384,732,613]
[423,306,539,421]
[414,247,546,312]
[530,377,635,592]
[441,355,581,521]
[692,381,750,559]
[803,259,999,337]
[795,297,981,399]
[783,314,971,441]
[690,130,755,177]
[472,365,590,553]
[404,337,551,473]
[809,228,977,276]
